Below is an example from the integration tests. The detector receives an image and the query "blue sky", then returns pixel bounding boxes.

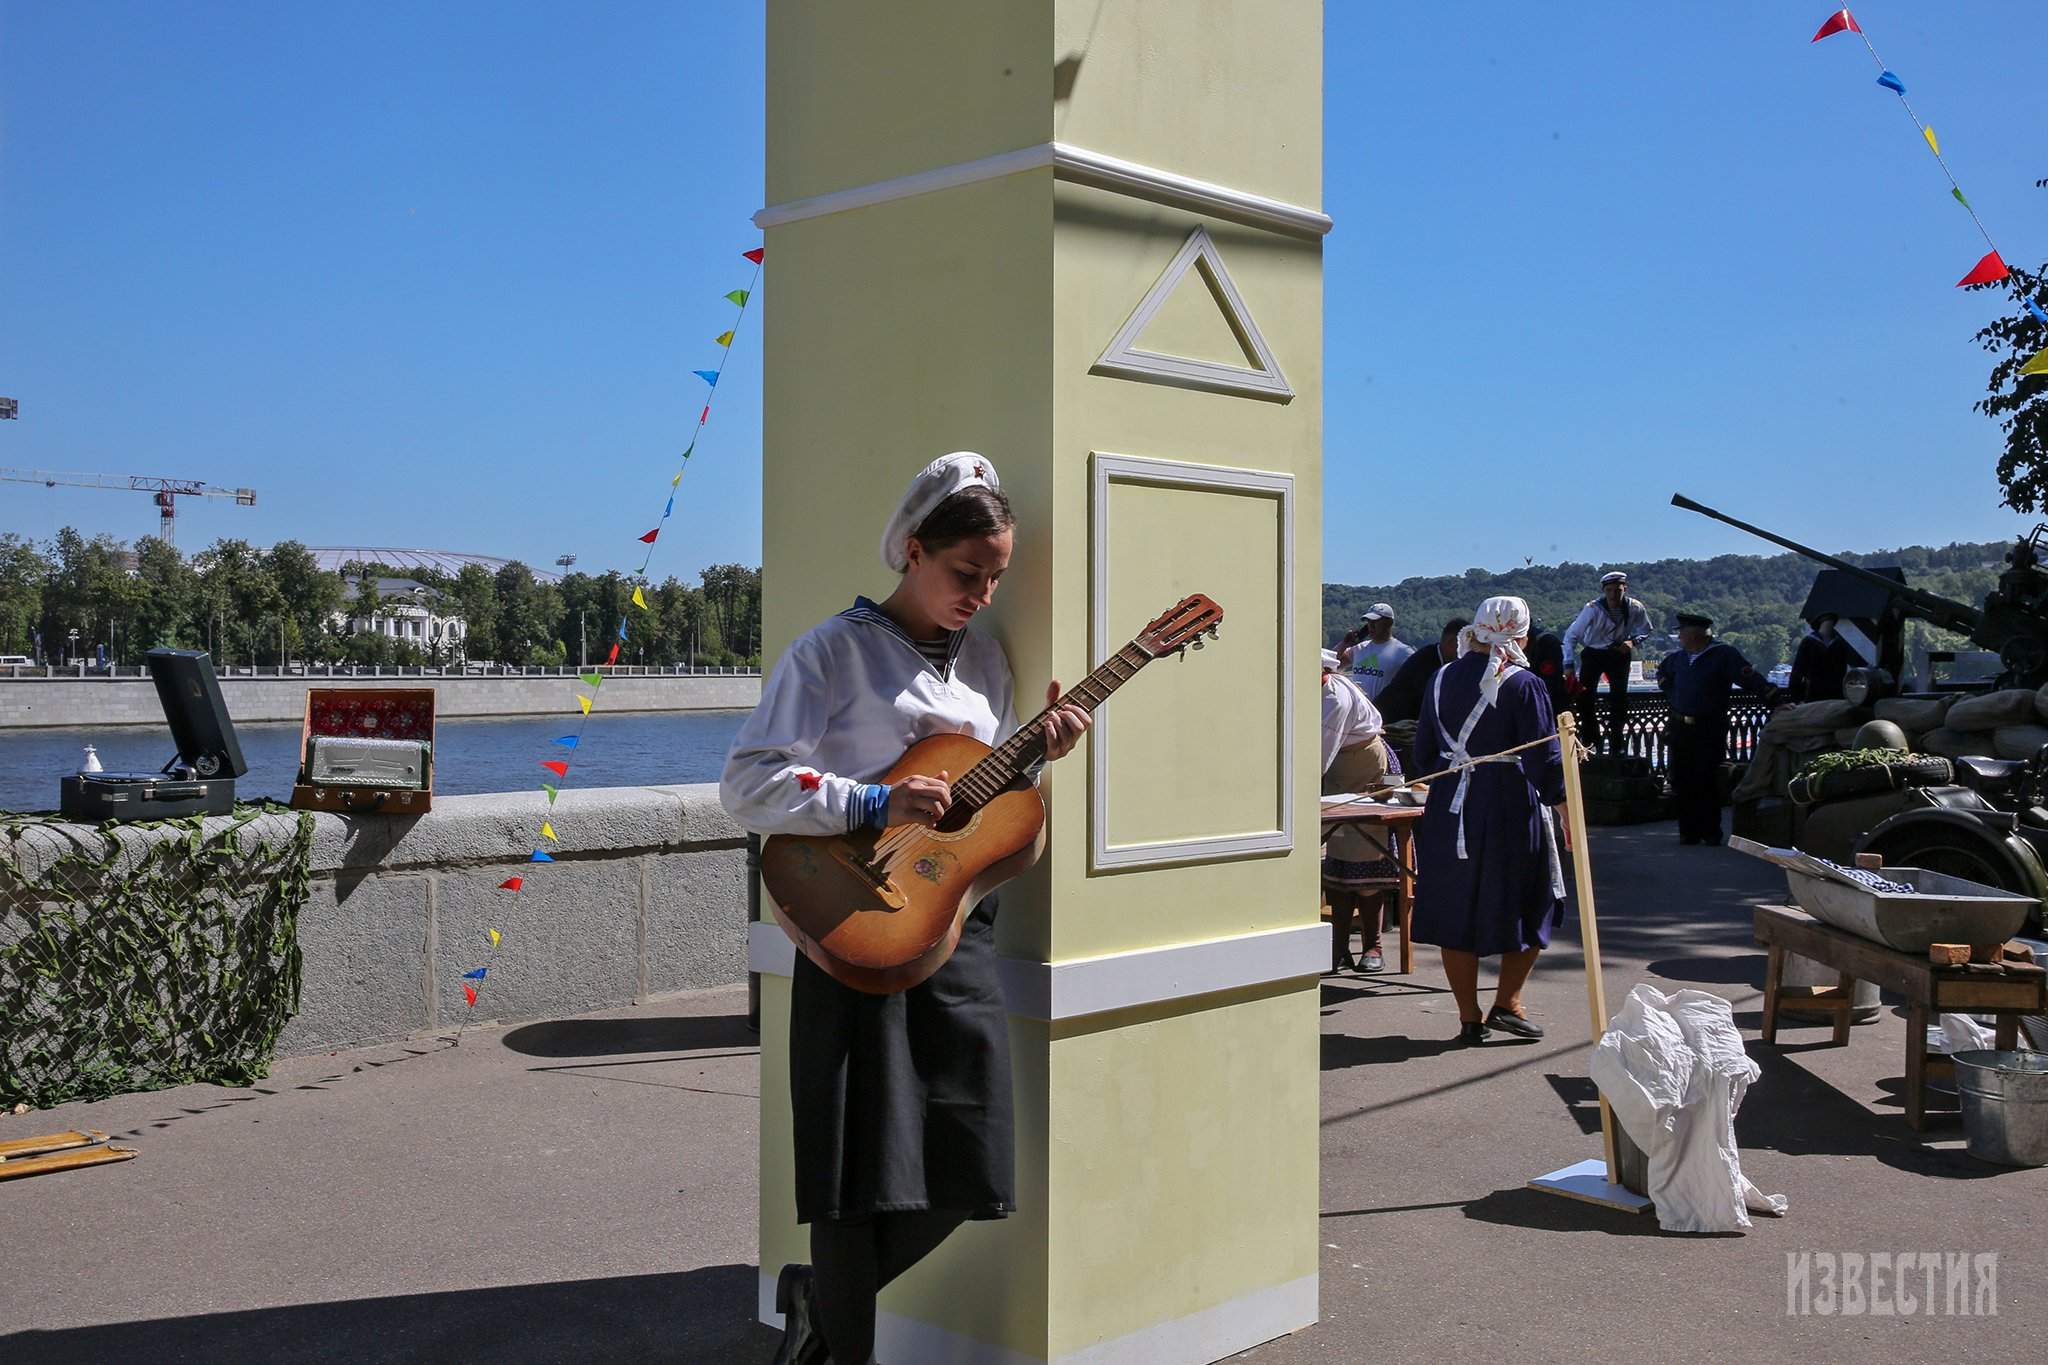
[4,3,2046,586]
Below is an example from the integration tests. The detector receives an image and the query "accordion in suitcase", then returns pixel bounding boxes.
[308,735,430,788]
[291,687,437,813]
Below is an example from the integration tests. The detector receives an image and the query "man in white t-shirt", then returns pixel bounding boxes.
[1339,603,1414,702]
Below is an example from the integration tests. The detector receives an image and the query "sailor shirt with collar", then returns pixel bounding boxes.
[720,596,1024,837]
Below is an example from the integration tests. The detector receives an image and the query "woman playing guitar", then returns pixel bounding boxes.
[720,452,1089,1365]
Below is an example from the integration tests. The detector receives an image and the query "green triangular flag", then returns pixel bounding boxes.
[541,783,559,803]
[724,289,749,306]
[1953,187,1972,209]
[580,671,602,688]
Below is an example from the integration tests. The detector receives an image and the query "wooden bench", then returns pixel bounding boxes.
[1320,801,1421,975]
[1754,904,2048,1131]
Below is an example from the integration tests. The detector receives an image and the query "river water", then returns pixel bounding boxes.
[0,711,751,815]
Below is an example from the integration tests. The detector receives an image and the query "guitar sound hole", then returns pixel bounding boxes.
[935,800,978,835]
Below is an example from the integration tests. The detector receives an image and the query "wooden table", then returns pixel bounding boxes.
[1753,904,2048,1130]
[1320,800,1423,975]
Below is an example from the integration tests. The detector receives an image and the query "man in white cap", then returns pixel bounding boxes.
[1339,602,1413,703]
[1562,570,1652,754]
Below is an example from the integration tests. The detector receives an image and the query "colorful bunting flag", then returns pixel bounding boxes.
[489,928,501,946]
[715,330,735,347]
[1922,126,1939,157]
[725,289,749,306]
[1957,250,2009,287]
[672,469,684,488]
[530,849,555,863]
[699,405,711,425]
[2027,300,2048,327]
[606,642,620,665]
[663,496,673,519]
[618,620,629,641]
[694,369,720,386]
[1952,188,1971,210]
[744,247,765,264]
[639,528,660,544]
[463,983,478,1006]
[463,967,488,980]
[1875,70,1904,95]
[2022,348,2048,377]
[541,821,558,842]
[632,586,648,609]
[542,782,559,803]
[554,735,579,749]
[542,760,569,778]
[578,694,592,716]
[498,877,523,891]
[1811,8,1859,41]
[580,671,603,688]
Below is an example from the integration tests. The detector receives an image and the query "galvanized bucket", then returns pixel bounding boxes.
[1952,1050,2048,1168]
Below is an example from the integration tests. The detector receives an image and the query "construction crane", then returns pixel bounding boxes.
[0,468,257,548]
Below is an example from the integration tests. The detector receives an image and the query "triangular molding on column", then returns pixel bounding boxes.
[1091,225,1294,403]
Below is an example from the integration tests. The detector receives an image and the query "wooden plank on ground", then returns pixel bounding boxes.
[0,1144,136,1182]
[0,1130,104,1162]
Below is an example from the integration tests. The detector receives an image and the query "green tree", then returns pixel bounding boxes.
[130,537,202,655]
[1972,186,2048,512]
[448,564,499,664]
[39,527,134,665]
[265,540,346,665]
[193,538,285,666]
[0,533,50,656]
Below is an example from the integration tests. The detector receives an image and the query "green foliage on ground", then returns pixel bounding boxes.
[1325,540,2008,671]
[1796,748,1929,780]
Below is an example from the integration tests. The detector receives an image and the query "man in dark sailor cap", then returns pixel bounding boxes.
[1657,612,1780,845]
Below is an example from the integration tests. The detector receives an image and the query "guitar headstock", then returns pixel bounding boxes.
[1136,593,1224,658]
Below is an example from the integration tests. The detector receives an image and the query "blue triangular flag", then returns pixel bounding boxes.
[463,967,488,980]
[2028,299,2048,328]
[554,735,579,749]
[618,620,629,641]
[663,496,674,518]
[1876,70,1906,96]
[530,849,555,863]
[694,369,719,386]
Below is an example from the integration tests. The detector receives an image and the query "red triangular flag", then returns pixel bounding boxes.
[606,642,620,665]
[498,876,523,891]
[638,528,659,544]
[463,982,478,1007]
[699,404,711,425]
[542,759,569,778]
[1810,8,1860,42]
[1958,251,2009,287]
[743,247,765,264]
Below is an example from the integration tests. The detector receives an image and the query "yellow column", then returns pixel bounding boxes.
[753,3,1325,1359]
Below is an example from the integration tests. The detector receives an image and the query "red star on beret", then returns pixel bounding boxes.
[795,770,822,792]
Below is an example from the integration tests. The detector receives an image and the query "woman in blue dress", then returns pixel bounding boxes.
[1411,596,1567,1044]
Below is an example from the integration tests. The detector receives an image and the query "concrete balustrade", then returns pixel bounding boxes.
[1,784,751,1057]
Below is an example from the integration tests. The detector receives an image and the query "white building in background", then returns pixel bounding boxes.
[333,577,466,653]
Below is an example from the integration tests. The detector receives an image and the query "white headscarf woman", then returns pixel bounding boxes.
[1458,595,1533,708]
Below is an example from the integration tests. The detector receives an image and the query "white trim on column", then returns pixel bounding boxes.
[1091,225,1293,402]
[752,141,1332,239]
[758,1268,1318,1363]
[749,919,1328,1023]
[1091,453,1295,871]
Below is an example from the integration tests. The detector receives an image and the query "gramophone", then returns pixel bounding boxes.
[59,648,245,821]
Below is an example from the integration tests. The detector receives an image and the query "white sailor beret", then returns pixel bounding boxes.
[1600,571,1628,585]
[880,451,1002,572]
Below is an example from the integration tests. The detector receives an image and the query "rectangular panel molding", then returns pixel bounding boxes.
[1091,453,1294,871]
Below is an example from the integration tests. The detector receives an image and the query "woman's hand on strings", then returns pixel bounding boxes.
[889,771,952,827]
[1040,681,1091,762]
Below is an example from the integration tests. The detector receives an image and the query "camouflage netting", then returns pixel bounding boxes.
[0,806,311,1109]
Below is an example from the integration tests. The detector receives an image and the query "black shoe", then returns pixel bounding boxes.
[773,1263,828,1365]
[1362,948,1386,974]
[1458,1021,1490,1045]
[1485,1006,1545,1039]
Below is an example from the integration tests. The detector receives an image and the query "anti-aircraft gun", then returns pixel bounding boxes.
[1671,493,2048,694]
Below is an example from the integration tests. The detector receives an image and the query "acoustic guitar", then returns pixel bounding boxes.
[761,593,1225,994]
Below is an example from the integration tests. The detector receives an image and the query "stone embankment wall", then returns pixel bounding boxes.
[3,784,751,1057]
[0,672,760,729]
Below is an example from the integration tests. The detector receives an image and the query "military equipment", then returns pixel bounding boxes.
[1672,493,2048,688]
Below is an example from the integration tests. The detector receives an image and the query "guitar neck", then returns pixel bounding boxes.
[950,639,1157,808]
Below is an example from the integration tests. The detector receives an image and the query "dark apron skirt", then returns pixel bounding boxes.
[788,893,1015,1225]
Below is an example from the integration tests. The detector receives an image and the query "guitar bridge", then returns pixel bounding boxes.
[829,842,907,909]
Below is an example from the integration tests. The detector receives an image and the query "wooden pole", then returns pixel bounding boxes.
[1554,712,1620,1183]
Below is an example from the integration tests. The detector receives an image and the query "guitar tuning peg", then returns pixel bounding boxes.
[1207,625,1220,640]
[1192,637,1204,650]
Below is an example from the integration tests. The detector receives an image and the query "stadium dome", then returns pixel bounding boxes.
[304,547,563,583]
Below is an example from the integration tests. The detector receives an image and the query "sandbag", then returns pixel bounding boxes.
[1874,695,1953,733]
[1730,731,1833,803]
[1945,688,2040,732]
[1920,726,1998,760]
[1994,724,2048,761]
[1762,699,1866,739]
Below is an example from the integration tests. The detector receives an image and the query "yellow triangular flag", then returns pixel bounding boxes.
[715,330,734,347]
[671,469,683,487]
[632,585,648,609]
[1924,125,1940,156]
[2022,346,2048,376]
[488,928,501,947]
[578,693,593,715]
[541,820,557,842]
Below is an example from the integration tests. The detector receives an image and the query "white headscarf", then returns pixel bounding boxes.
[1458,595,1532,707]
[879,451,1002,571]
